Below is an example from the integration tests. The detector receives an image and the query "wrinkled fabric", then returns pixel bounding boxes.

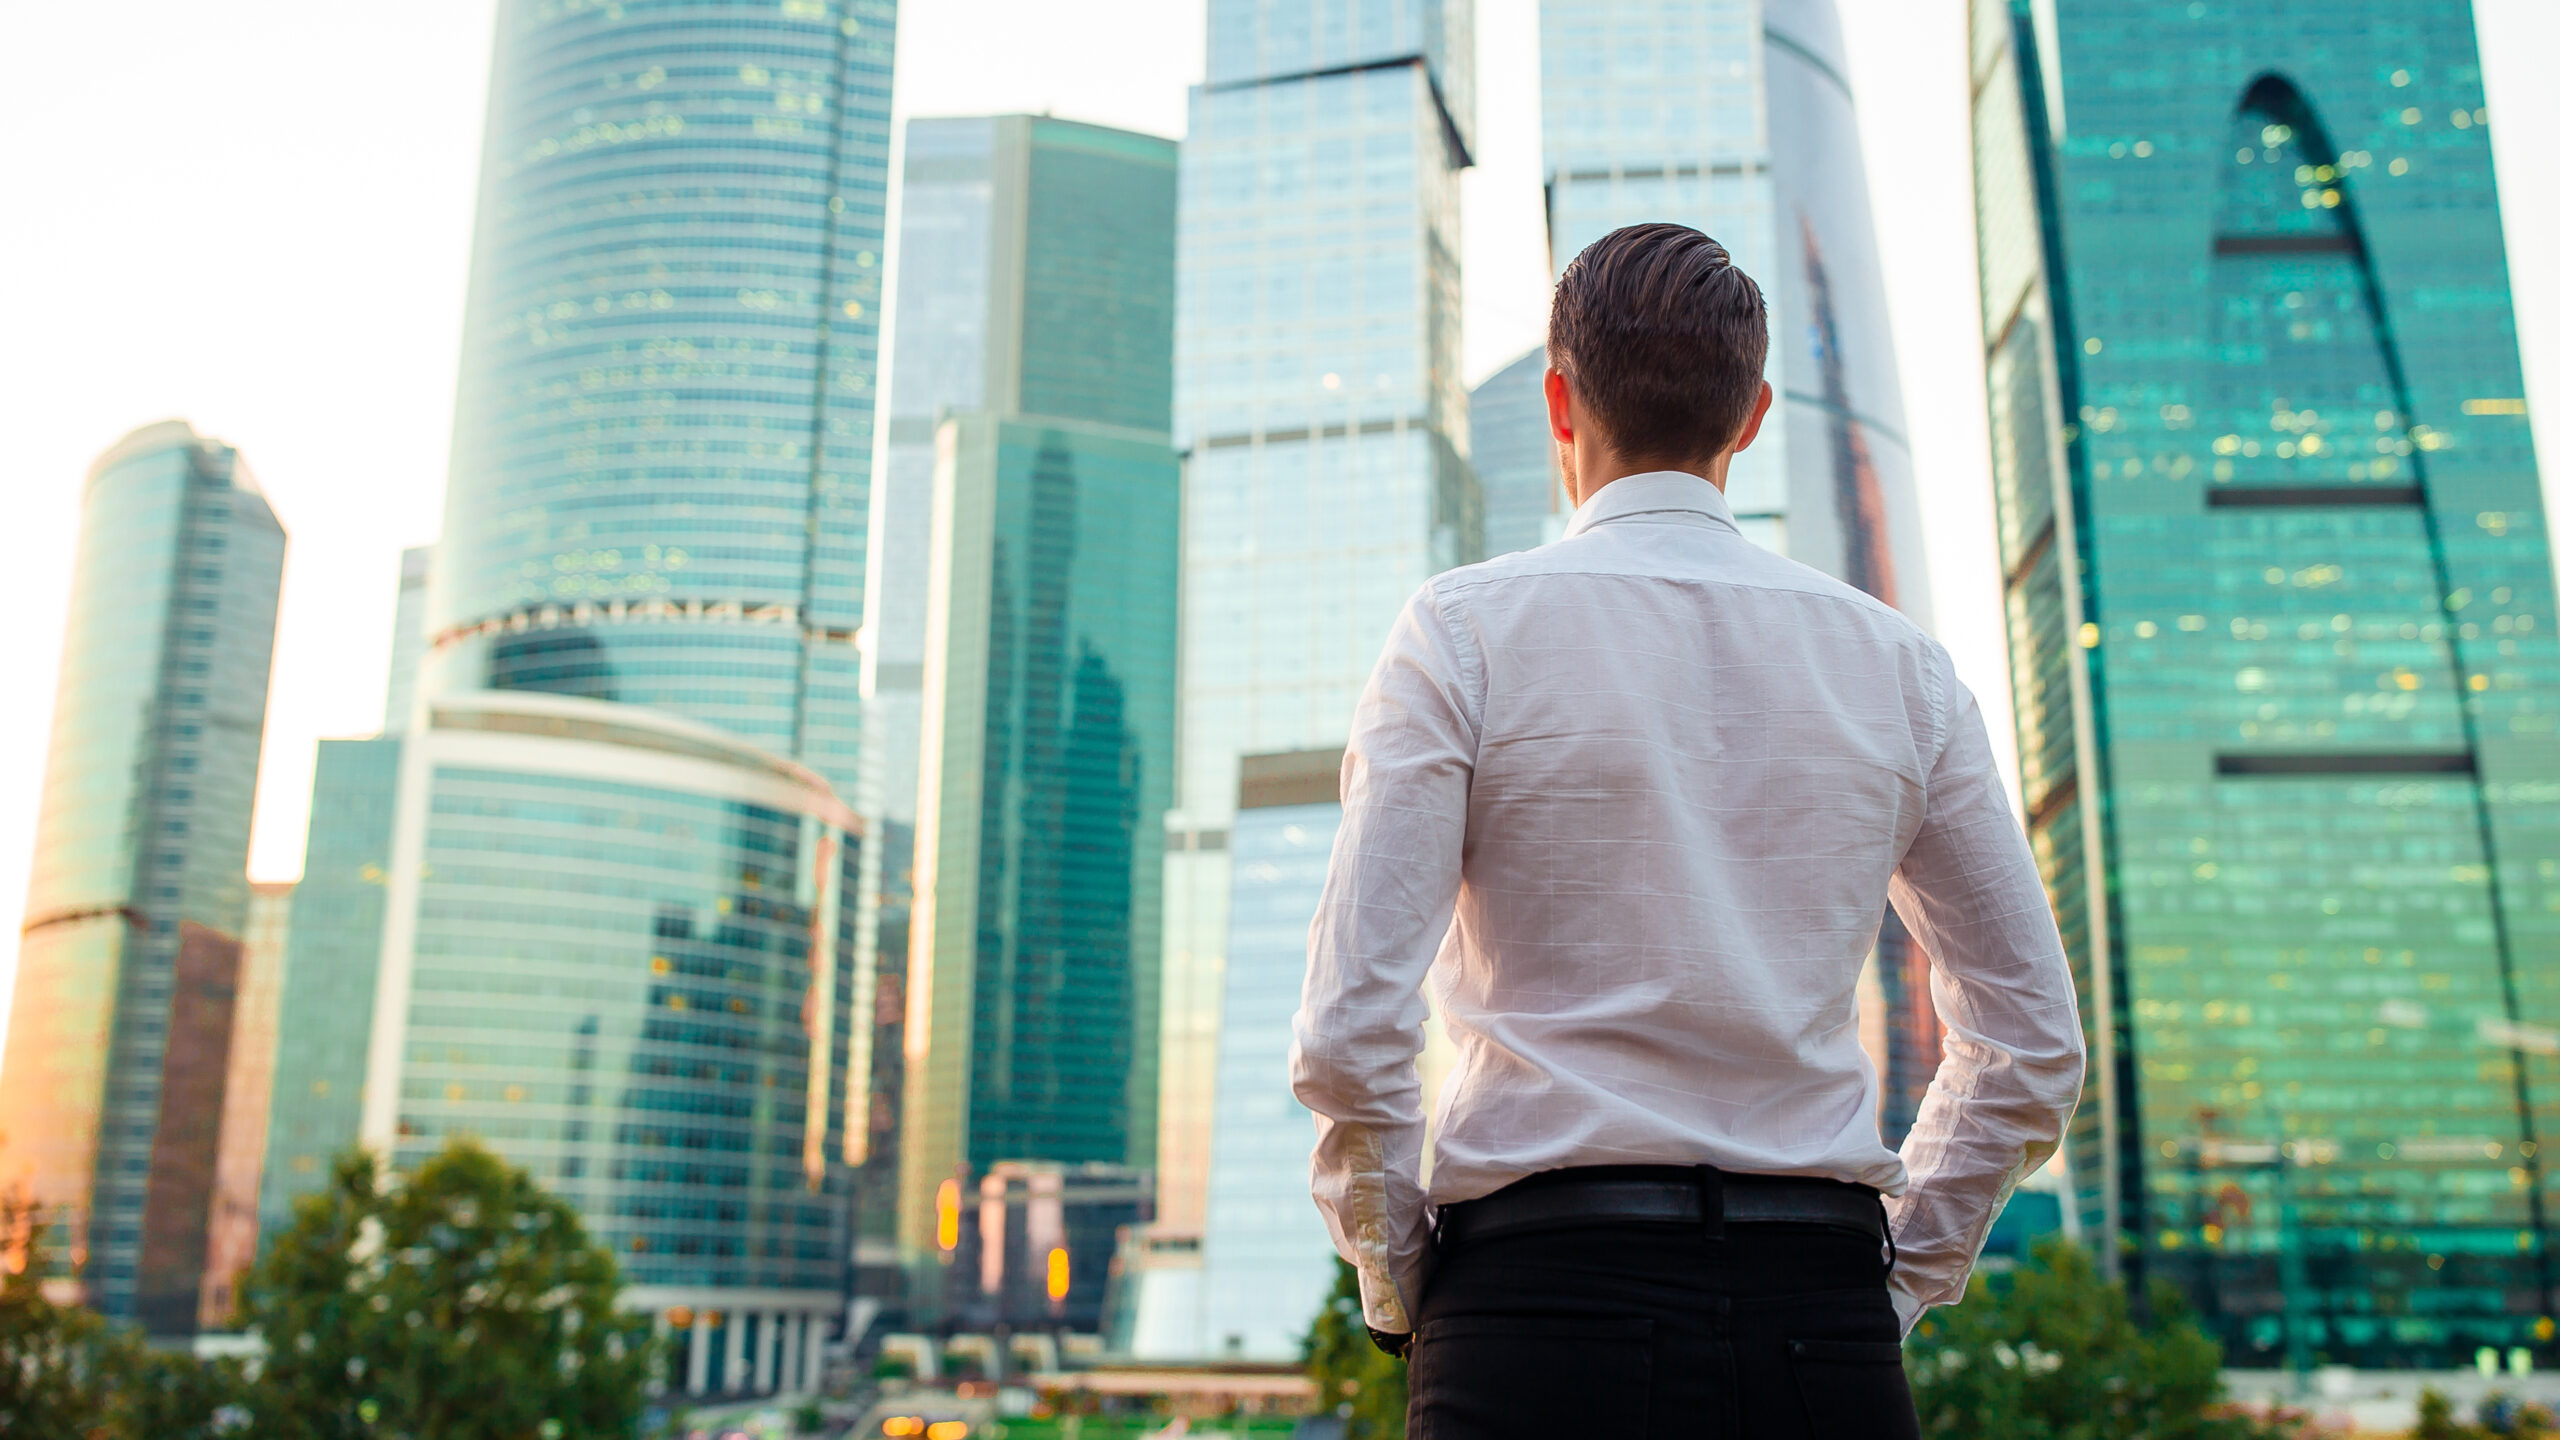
[1289,471,2086,1336]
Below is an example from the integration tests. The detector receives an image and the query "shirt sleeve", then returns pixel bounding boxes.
[1882,649,2087,1335]
[1289,584,1479,1334]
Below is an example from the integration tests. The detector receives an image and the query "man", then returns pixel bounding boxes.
[1289,223,2085,1437]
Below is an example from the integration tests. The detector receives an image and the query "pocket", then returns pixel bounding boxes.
[1409,1315,1653,1440]
[1789,1339,1921,1440]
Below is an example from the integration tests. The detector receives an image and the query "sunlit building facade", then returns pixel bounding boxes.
[366,691,862,1394]
[0,420,286,1333]
[876,117,1182,1307]
[1970,0,2560,1365]
[1148,0,1480,1317]
[1195,752,1345,1359]
[259,737,403,1240]
[427,0,897,799]
[198,880,290,1329]
[1540,0,1930,616]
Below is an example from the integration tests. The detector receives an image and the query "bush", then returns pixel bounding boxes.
[1905,1237,2307,1439]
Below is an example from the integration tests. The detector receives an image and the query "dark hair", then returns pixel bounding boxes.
[1546,223,1770,465]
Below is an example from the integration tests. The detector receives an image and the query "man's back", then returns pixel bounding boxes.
[1288,225,2080,1436]
[1425,471,1948,1200]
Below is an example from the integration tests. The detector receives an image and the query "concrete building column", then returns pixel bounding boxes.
[722,1312,746,1394]
[800,1311,826,1394]
[754,1310,779,1392]
[686,1314,712,1396]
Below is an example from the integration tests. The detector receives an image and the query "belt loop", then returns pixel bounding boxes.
[1694,1165,1725,1244]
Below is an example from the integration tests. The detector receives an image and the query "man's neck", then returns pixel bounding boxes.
[1565,450,1731,509]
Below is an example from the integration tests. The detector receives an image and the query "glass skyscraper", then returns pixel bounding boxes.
[1152,0,1480,1275]
[258,737,402,1241]
[1540,0,1929,617]
[426,0,897,798]
[0,421,286,1333]
[307,692,865,1396]
[1196,752,1346,1359]
[1971,0,2560,1365]
[871,117,1182,1305]
[1468,348,1565,558]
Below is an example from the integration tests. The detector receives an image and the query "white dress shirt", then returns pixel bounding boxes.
[1289,471,2085,1336]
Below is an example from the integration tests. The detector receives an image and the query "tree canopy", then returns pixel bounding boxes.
[239,1140,661,1439]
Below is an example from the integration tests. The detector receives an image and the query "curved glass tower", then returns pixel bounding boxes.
[1540,0,1930,626]
[429,0,898,795]
[0,421,285,1333]
[1972,0,2560,1367]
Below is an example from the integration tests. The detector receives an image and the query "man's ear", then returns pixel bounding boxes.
[1544,368,1575,446]
[1730,380,1776,455]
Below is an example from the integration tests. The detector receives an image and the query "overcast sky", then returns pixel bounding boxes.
[2,0,2556,1047]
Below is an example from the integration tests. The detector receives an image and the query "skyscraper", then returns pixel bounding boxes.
[1539,0,1929,619]
[382,545,431,737]
[1152,0,1480,1281]
[872,116,1181,1303]
[1469,349,1565,558]
[0,420,286,1333]
[250,2,901,1387]
[199,880,290,1328]
[426,0,897,798]
[1971,0,2560,1365]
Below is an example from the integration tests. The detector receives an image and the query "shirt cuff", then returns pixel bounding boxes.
[1357,1262,1414,1334]
[1891,1285,1927,1339]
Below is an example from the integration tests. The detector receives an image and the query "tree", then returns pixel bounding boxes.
[1304,1258,1406,1440]
[1904,1237,2306,1440]
[0,1185,247,1439]
[238,1140,661,1439]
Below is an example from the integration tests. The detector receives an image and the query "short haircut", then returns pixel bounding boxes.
[1546,223,1770,465]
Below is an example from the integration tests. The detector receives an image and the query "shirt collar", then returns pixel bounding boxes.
[1559,470,1740,539]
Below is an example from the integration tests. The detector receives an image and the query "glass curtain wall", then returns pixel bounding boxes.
[0,421,285,1333]
[1970,0,2560,1366]
[429,0,898,798]
[1155,0,1479,1266]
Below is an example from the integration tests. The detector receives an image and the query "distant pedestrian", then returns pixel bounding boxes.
[1290,221,2086,1439]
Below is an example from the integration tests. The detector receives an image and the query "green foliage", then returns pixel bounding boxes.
[0,1187,248,1438]
[794,1398,828,1434]
[1302,1258,1406,1440]
[2418,1387,2560,1439]
[237,1140,662,1439]
[1904,1238,2305,1440]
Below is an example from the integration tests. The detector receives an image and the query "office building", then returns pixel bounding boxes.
[0,420,286,1332]
[367,690,861,1395]
[877,117,1182,1305]
[198,881,289,1327]
[1970,0,2560,1364]
[383,545,431,737]
[1469,349,1565,558]
[257,737,403,1239]
[948,1161,1151,1335]
[1150,0,1481,1300]
[425,0,898,799]
[1195,751,1347,1358]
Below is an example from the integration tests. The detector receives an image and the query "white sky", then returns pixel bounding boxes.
[2,0,2556,1051]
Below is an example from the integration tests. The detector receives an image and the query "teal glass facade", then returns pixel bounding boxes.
[0,422,284,1333]
[429,0,897,795]
[1468,348,1563,558]
[258,738,402,1240]
[394,764,859,1291]
[1152,0,1479,1276]
[1971,0,2560,1365]
[875,118,1180,1286]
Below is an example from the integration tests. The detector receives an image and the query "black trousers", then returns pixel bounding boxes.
[1407,1212,1922,1439]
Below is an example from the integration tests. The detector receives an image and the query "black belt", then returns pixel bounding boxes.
[1438,1166,1888,1250]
